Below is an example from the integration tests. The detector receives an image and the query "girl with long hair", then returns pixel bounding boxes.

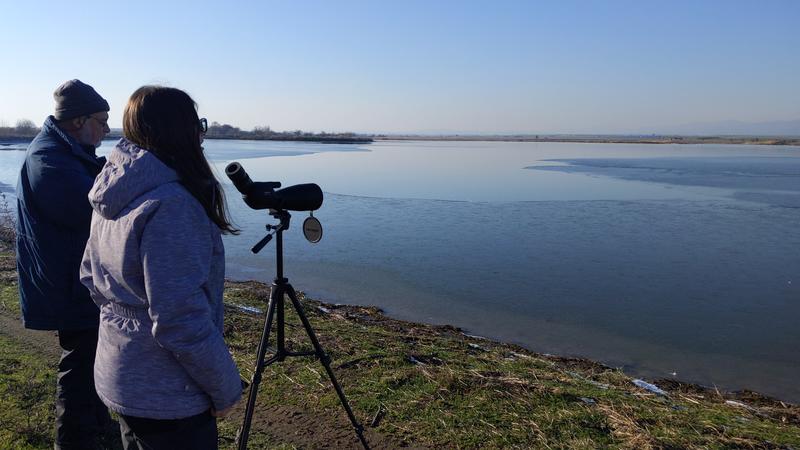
[80,86,241,449]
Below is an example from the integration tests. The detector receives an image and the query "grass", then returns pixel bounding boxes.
[0,334,56,449]
[0,230,55,449]
[219,282,800,449]
[1,246,799,448]
[1,282,20,315]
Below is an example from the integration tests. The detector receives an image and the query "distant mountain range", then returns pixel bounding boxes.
[641,119,800,136]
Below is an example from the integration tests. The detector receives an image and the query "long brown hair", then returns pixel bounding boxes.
[123,86,237,234]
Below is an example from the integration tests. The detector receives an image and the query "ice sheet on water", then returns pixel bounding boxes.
[199,140,370,162]
[530,156,800,207]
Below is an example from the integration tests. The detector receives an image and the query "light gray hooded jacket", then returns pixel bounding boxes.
[80,138,241,419]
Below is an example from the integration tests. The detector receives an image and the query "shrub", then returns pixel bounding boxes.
[0,193,15,245]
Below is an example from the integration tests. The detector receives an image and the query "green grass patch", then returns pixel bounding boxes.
[1,283,20,315]
[0,334,56,449]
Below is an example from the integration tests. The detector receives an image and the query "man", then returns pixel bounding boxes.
[16,79,112,449]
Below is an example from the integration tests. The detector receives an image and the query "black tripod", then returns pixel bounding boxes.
[236,209,369,450]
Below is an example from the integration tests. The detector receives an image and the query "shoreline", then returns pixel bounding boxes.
[0,137,33,146]
[226,277,799,407]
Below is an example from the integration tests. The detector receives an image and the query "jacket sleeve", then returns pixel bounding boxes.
[79,214,99,304]
[26,147,97,231]
[79,212,110,308]
[140,195,242,411]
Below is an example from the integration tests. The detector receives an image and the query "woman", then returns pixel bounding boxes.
[80,86,241,449]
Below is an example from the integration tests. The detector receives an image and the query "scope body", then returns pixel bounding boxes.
[225,162,323,211]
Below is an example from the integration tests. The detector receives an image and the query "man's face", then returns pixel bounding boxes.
[75,112,110,148]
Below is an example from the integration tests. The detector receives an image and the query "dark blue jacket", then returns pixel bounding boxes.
[16,116,106,330]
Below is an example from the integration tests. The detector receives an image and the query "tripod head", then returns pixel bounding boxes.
[268,208,291,225]
[250,209,291,255]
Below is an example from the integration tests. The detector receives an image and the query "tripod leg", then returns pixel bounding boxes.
[237,283,284,450]
[284,286,370,450]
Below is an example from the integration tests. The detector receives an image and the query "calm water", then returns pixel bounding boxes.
[2,139,799,402]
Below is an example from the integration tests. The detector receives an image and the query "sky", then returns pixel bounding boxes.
[1,0,799,134]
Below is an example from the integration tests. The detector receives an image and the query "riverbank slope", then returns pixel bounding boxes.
[0,244,798,448]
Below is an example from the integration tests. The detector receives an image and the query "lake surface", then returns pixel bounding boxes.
[2,138,799,402]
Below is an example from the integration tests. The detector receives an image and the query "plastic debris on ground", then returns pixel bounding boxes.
[566,371,611,390]
[726,400,757,412]
[462,333,489,340]
[408,355,425,365]
[468,343,489,352]
[632,379,668,396]
[226,303,263,315]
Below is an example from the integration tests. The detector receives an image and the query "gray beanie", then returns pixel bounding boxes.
[53,79,110,121]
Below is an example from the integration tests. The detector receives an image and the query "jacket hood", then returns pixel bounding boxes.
[89,138,180,219]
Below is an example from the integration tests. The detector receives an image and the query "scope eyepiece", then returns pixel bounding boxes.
[225,162,253,193]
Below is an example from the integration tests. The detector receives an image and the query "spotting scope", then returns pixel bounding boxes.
[225,162,323,211]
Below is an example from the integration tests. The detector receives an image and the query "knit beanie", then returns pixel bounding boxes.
[53,79,110,121]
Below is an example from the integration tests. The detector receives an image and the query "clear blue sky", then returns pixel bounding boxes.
[1,0,798,134]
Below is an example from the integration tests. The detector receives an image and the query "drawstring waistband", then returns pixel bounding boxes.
[106,302,149,321]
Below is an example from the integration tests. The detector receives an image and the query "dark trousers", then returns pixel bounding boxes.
[55,328,112,449]
[118,411,218,450]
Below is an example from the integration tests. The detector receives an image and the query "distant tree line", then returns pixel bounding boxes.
[0,119,39,138]
[1,119,372,144]
[203,122,372,143]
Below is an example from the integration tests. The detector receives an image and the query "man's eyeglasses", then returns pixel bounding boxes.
[199,118,208,134]
[86,115,109,129]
